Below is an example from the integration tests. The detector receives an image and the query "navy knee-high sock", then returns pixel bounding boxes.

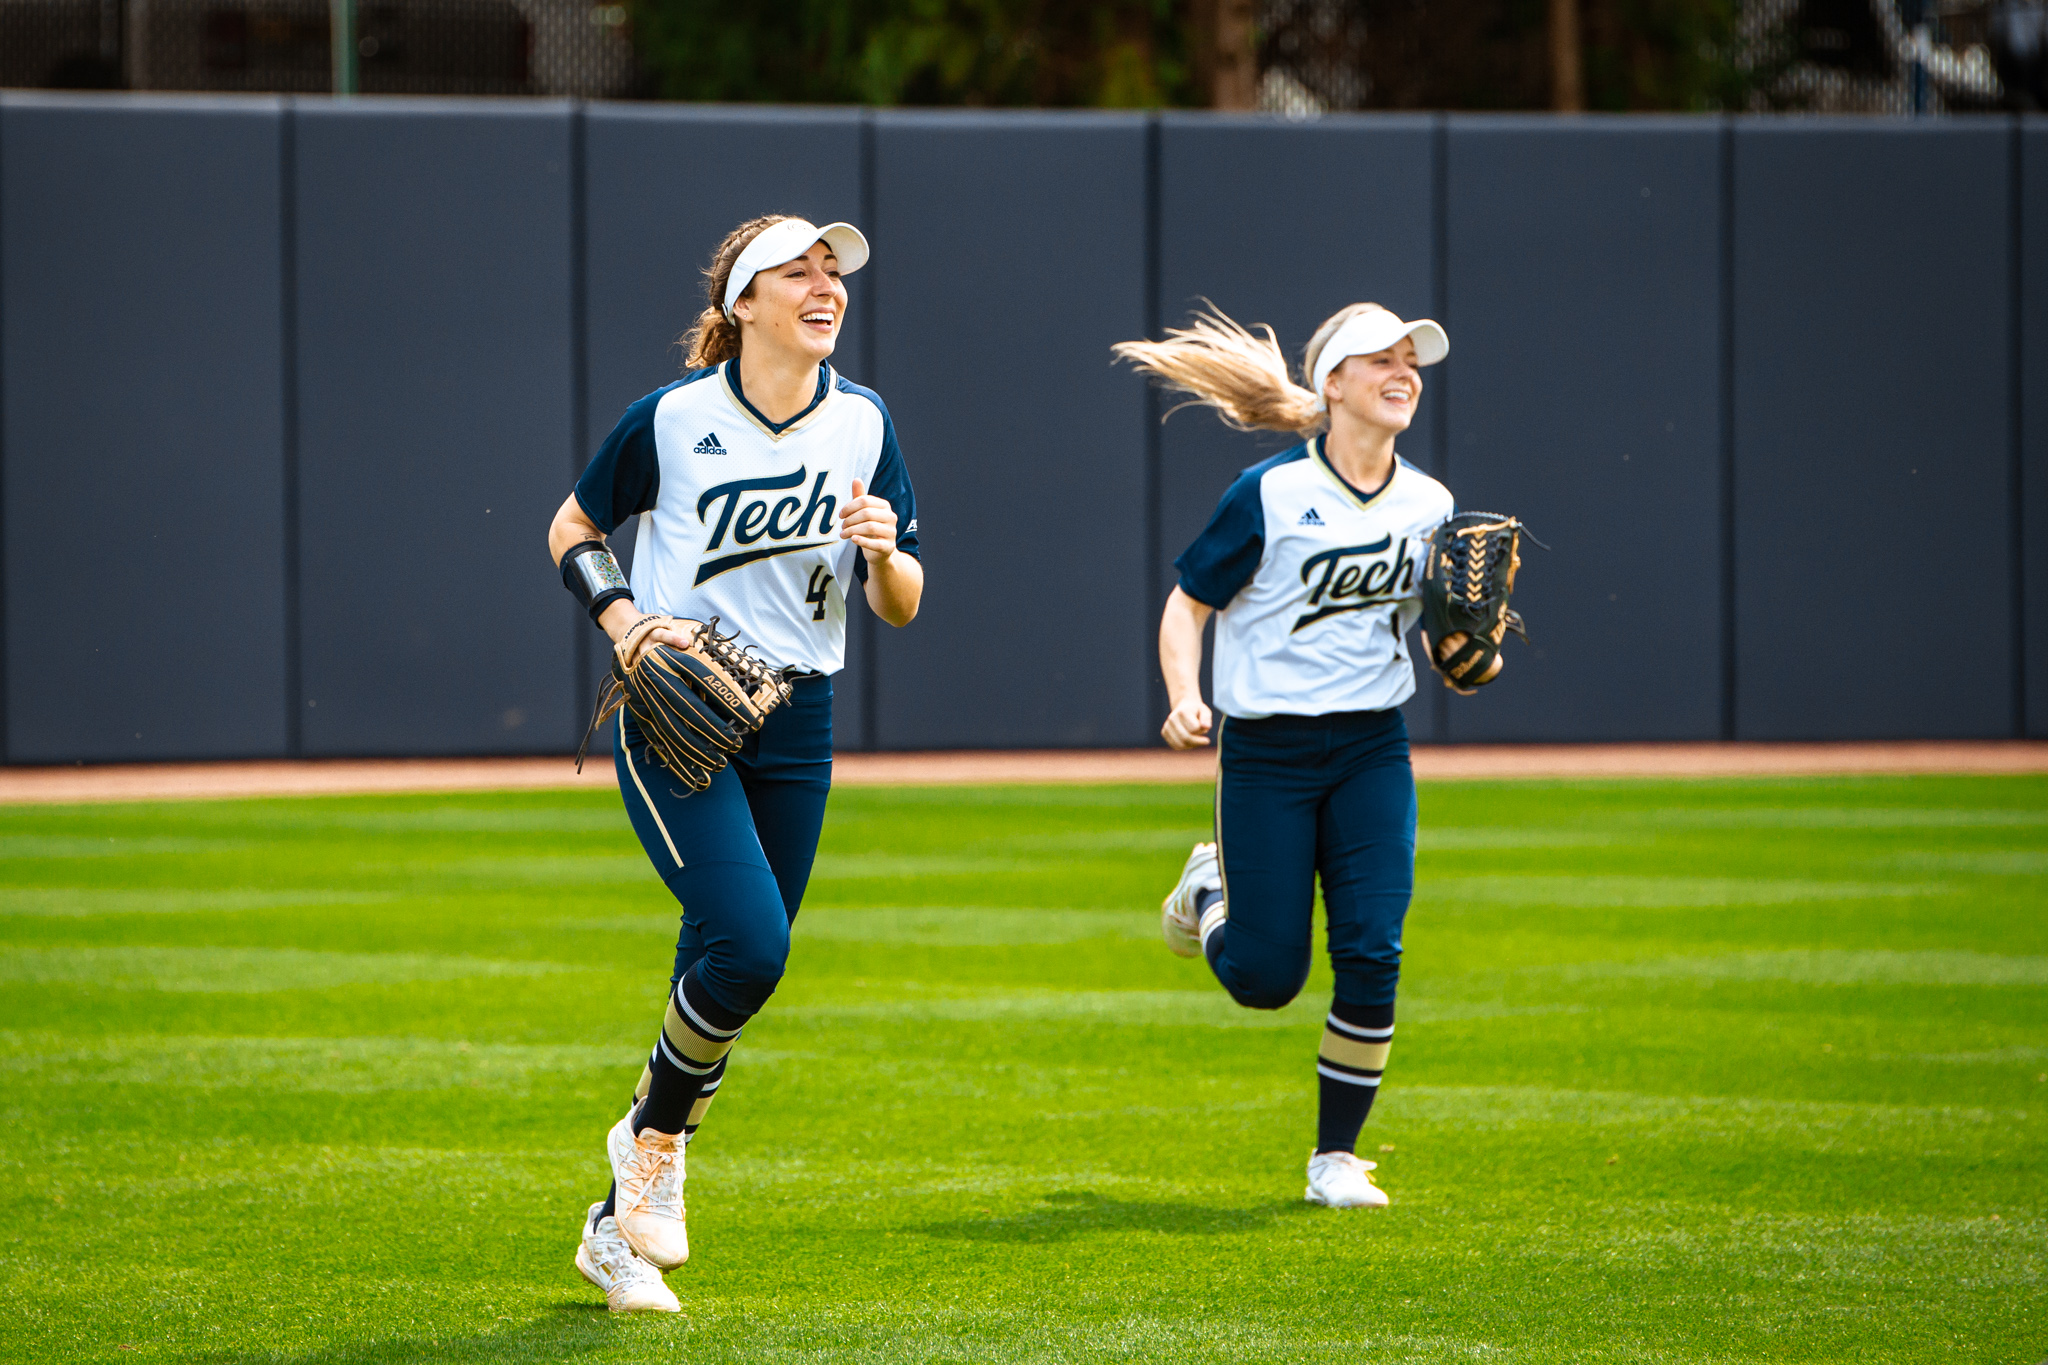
[594,967,748,1229]
[596,1053,731,1228]
[1315,1000,1394,1155]
[637,964,748,1136]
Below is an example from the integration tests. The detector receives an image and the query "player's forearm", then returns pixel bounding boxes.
[548,493,605,566]
[1158,587,1211,709]
[862,552,922,627]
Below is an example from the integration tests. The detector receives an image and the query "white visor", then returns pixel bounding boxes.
[1310,308,1449,412]
[722,218,869,320]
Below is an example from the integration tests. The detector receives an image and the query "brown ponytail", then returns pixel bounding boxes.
[679,213,796,371]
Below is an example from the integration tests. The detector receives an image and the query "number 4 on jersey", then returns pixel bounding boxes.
[805,566,833,622]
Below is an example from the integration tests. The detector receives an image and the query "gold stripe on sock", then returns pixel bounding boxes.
[685,1090,718,1129]
[1319,1029,1392,1072]
[634,1064,652,1100]
[664,996,738,1065]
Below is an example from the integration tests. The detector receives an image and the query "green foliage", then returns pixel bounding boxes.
[2,776,2044,1360]
[1582,0,1753,110]
[1356,0,1753,111]
[628,0,1196,107]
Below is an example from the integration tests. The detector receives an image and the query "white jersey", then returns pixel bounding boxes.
[1176,437,1453,719]
[574,361,918,674]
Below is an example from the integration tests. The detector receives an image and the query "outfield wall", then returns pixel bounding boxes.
[2,95,2042,761]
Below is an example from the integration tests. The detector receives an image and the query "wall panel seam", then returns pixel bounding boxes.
[1430,113,1449,745]
[2012,114,2027,737]
[282,98,303,758]
[858,104,879,753]
[0,98,8,763]
[1143,113,1164,733]
[571,101,592,738]
[1718,116,1738,742]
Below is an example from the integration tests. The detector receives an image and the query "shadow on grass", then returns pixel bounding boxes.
[193,1299,663,1365]
[916,1188,1306,1243]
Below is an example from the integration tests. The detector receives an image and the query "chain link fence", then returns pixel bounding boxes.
[2,0,640,95]
[5,0,2043,109]
[1251,0,2045,114]
[1734,0,2019,112]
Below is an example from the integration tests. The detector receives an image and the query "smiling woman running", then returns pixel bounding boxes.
[546,215,922,1310]
[1116,302,1482,1211]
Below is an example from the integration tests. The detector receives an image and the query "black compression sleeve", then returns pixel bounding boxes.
[561,540,635,624]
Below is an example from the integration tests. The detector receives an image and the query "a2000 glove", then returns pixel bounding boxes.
[576,615,795,790]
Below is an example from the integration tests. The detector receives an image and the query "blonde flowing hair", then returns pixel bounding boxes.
[1112,301,1390,434]
[678,213,797,370]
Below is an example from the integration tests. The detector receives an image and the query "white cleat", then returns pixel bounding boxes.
[575,1201,681,1313]
[608,1111,690,1269]
[1161,841,1220,958]
[1305,1149,1390,1208]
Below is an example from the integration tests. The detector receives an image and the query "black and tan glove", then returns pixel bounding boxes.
[576,615,794,790]
[1419,512,1541,694]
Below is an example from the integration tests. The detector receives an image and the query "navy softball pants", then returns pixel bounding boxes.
[614,674,833,1017]
[1210,706,1417,1011]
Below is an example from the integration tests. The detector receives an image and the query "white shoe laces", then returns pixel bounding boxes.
[1167,844,1219,923]
[1313,1151,1379,1183]
[589,1219,660,1288]
[622,1142,685,1219]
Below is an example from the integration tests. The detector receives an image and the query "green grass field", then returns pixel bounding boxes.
[1,774,2043,1363]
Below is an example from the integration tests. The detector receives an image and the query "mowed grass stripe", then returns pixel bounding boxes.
[0,1031,805,1092]
[0,774,2041,1364]
[1536,947,2048,986]
[1419,875,1954,906]
[0,888,400,916]
[0,946,577,991]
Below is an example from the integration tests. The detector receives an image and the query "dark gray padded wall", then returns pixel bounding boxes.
[2025,121,2047,738]
[870,112,1151,748]
[1733,122,2012,740]
[295,101,578,755]
[583,106,871,750]
[1157,115,1440,741]
[1444,118,1723,742]
[1,95,288,762]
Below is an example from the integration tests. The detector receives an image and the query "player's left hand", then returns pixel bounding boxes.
[1419,628,1496,697]
[838,479,897,560]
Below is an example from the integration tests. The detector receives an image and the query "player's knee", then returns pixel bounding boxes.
[720,929,789,1008]
[1224,981,1301,1010]
[1218,957,1311,1011]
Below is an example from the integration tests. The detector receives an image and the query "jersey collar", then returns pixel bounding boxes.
[722,360,833,440]
[1311,434,1397,512]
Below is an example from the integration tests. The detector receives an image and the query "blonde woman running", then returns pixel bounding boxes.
[1116,302,1471,1210]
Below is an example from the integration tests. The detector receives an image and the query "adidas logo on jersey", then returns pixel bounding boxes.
[693,432,728,455]
[1298,508,1324,526]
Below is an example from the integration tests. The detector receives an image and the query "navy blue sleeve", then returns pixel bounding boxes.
[837,380,920,584]
[573,386,669,534]
[1175,469,1265,609]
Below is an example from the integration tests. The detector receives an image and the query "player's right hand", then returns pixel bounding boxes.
[1162,696,1213,750]
[609,613,698,668]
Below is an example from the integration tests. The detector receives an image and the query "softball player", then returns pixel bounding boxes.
[546,214,922,1310]
[1115,302,1460,1210]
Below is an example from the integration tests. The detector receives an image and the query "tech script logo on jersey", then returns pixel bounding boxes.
[693,466,837,584]
[1292,535,1418,632]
